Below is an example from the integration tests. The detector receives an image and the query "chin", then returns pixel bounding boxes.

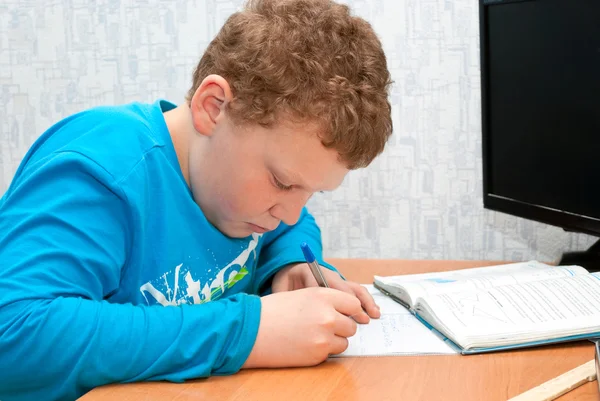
[218,224,254,239]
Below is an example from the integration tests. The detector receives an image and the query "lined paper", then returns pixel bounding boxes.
[333,285,457,357]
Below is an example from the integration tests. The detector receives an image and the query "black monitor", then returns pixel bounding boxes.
[479,0,600,270]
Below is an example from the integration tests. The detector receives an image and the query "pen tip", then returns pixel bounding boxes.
[300,242,316,263]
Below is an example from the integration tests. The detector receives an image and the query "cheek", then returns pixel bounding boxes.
[219,173,275,218]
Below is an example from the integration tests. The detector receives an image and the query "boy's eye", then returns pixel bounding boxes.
[273,175,293,191]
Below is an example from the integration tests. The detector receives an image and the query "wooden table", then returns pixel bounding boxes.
[79,259,599,401]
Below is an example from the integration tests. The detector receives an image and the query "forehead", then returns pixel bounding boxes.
[261,121,349,192]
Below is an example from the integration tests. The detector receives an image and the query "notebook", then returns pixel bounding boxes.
[373,261,600,355]
[332,285,457,357]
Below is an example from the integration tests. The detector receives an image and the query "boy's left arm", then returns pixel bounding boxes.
[254,207,380,319]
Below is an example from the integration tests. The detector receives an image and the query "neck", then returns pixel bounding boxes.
[164,103,193,186]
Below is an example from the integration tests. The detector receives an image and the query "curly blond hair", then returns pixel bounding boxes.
[187,0,393,169]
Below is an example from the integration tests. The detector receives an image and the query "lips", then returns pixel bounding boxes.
[247,223,270,233]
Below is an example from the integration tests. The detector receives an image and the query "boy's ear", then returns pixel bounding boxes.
[189,74,233,136]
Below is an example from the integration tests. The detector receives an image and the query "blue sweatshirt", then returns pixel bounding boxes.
[0,100,336,401]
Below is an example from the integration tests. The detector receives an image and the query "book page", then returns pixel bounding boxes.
[333,285,457,357]
[376,262,587,307]
[376,261,586,285]
[419,273,600,343]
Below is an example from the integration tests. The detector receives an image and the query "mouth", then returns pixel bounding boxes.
[247,223,271,233]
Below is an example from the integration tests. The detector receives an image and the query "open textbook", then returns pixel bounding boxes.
[373,261,600,355]
[333,285,457,357]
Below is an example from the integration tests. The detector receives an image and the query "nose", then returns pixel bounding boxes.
[269,191,312,226]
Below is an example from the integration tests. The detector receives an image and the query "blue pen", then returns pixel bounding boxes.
[301,242,366,323]
[300,242,329,288]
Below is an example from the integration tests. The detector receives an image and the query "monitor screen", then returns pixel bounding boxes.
[480,0,600,235]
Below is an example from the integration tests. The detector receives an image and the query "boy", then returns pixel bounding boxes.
[0,0,393,400]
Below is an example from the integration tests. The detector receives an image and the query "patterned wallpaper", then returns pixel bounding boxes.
[0,0,595,262]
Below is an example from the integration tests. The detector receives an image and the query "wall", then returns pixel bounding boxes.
[0,0,595,262]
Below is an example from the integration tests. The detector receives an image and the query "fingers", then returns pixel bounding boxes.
[327,275,356,296]
[330,335,350,356]
[349,310,371,325]
[321,288,364,318]
[348,282,381,319]
[325,279,381,321]
[333,312,358,338]
[327,280,368,320]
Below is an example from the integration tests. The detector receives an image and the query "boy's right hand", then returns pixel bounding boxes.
[242,287,362,369]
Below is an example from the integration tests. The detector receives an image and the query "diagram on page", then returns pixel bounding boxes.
[441,291,514,327]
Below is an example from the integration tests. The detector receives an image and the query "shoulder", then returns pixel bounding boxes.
[23,99,178,184]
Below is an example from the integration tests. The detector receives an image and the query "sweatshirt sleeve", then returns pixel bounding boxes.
[0,152,261,401]
[252,207,342,295]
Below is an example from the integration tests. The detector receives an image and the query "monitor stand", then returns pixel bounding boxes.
[559,238,600,272]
